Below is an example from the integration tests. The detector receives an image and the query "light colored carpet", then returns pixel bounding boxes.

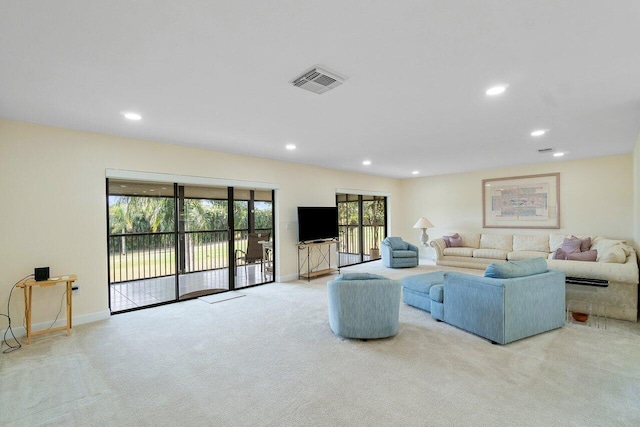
[198,291,245,304]
[1,260,639,426]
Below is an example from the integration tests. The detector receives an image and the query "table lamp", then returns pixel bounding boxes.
[413,217,434,246]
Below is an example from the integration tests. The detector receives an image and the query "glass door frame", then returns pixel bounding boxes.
[107,178,275,314]
[336,193,388,267]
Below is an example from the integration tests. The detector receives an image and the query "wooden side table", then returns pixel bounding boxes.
[17,275,76,344]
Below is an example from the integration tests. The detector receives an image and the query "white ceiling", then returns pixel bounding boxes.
[2,1,640,178]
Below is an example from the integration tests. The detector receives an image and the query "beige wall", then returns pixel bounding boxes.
[1,117,637,329]
[634,136,640,253]
[0,119,401,324]
[400,155,634,249]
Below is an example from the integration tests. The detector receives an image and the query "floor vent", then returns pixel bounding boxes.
[291,66,346,94]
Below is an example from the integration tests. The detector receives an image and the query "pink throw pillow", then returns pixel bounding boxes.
[571,235,591,252]
[442,233,459,248]
[561,237,582,254]
[449,235,463,247]
[567,250,597,262]
[553,248,568,260]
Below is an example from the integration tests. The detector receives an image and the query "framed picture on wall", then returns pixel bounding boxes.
[482,173,560,229]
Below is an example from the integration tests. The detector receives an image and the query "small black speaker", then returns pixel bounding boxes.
[35,267,50,281]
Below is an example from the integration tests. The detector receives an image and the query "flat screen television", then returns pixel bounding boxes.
[297,206,339,243]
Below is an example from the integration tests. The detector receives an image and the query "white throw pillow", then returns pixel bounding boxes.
[591,237,629,263]
[598,246,627,263]
[549,234,569,252]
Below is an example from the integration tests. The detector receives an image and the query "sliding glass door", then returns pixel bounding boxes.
[178,185,231,299]
[107,179,274,313]
[107,181,177,310]
[233,189,274,289]
[336,193,387,266]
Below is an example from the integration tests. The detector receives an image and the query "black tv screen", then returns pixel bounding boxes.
[297,207,339,243]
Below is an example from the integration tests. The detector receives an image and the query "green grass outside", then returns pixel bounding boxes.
[110,240,245,282]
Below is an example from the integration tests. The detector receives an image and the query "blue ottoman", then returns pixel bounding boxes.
[402,272,445,320]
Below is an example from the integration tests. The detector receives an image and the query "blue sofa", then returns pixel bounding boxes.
[327,273,402,339]
[404,258,566,344]
[381,237,419,268]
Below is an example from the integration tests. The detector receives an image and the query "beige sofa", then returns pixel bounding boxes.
[430,233,639,322]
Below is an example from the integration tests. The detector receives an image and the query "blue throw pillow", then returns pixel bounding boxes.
[385,237,409,250]
[336,273,388,281]
[484,258,548,279]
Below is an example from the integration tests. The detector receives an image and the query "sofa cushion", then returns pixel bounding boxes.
[460,233,481,249]
[513,235,549,252]
[480,234,513,251]
[473,248,508,260]
[337,273,388,281]
[443,247,474,257]
[393,250,418,258]
[429,284,444,303]
[402,272,445,294]
[507,250,550,261]
[484,257,548,279]
[385,237,408,250]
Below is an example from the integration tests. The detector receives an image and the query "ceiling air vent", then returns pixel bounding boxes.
[291,66,346,94]
[538,148,554,153]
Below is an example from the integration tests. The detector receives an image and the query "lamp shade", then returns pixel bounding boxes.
[413,217,434,229]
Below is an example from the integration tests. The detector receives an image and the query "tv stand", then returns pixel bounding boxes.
[297,240,340,281]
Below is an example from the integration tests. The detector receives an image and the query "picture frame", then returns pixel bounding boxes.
[482,173,560,229]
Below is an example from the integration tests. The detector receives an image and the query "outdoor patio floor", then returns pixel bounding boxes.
[110,253,374,312]
[109,265,270,312]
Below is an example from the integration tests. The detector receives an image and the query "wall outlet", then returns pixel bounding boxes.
[72,285,80,294]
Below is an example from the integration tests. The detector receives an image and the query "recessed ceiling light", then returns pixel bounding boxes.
[531,129,547,137]
[485,85,508,96]
[553,152,565,157]
[362,160,372,166]
[411,171,419,175]
[285,144,296,150]
[122,112,142,120]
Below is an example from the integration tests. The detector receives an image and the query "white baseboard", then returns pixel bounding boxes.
[278,273,299,283]
[1,309,111,339]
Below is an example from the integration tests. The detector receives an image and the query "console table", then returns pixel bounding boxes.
[297,241,340,281]
[17,275,76,344]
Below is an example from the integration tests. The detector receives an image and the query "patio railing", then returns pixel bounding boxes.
[338,225,385,261]
[108,228,272,283]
